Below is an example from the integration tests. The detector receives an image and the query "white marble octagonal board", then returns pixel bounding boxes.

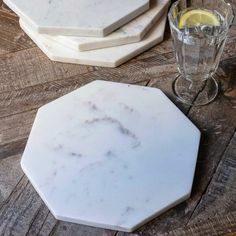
[21,80,200,232]
[51,0,170,51]
[19,13,167,67]
[4,0,149,36]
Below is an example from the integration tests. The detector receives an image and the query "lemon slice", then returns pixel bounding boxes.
[179,9,220,29]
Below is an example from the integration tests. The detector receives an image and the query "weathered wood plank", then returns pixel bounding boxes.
[25,203,51,236]
[1,0,15,14]
[52,223,116,236]
[0,67,156,120]
[161,212,236,236]
[0,110,36,144]
[0,36,175,94]
[187,92,236,204]
[0,138,28,159]
[220,56,236,101]
[0,175,43,236]
[37,212,57,236]
[0,5,34,54]
[0,73,96,118]
[0,162,57,236]
[187,131,236,224]
[0,47,95,92]
[0,110,37,159]
[0,154,24,206]
[118,212,236,236]
[221,36,236,60]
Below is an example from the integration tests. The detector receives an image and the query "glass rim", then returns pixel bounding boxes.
[168,0,235,35]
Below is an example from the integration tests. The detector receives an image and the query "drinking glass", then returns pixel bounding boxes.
[168,0,234,106]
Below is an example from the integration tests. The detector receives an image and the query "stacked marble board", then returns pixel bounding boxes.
[4,0,170,67]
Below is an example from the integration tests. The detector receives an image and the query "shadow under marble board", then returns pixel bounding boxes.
[4,0,149,36]
[21,80,200,232]
[19,13,167,67]
[46,0,170,51]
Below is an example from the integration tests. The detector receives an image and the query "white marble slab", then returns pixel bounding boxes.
[21,80,200,232]
[50,0,170,51]
[19,14,167,67]
[4,0,149,36]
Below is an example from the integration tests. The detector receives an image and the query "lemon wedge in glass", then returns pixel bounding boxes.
[179,9,220,29]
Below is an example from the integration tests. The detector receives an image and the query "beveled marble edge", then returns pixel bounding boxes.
[19,0,169,52]
[55,193,190,232]
[19,14,167,67]
[4,0,150,37]
[100,2,150,37]
[57,0,170,51]
[20,79,201,232]
[21,154,192,232]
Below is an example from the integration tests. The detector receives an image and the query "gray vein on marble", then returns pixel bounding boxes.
[21,80,200,232]
[84,116,141,148]
[4,0,149,36]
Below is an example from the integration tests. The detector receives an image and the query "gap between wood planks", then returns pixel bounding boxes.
[185,128,236,226]
[0,44,170,94]
[0,45,37,58]
[182,73,236,226]
[25,206,51,236]
[48,222,60,236]
[0,174,26,211]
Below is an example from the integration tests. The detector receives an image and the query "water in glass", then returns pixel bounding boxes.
[168,0,234,106]
[173,9,227,82]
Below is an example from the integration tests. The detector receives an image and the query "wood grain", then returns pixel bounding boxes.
[0,155,24,206]
[188,132,236,223]
[0,47,95,92]
[0,0,236,235]
[0,3,34,54]
[162,132,236,236]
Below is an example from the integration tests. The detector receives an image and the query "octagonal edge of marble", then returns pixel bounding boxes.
[3,0,150,36]
[21,80,200,232]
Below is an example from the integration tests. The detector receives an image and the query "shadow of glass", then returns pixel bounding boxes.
[219,57,236,99]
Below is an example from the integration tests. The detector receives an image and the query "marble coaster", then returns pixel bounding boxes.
[19,13,167,67]
[4,0,149,36]
[50,0,170,51]
[21,80,200,232]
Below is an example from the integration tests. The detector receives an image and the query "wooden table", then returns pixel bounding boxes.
[0,1,236,235]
